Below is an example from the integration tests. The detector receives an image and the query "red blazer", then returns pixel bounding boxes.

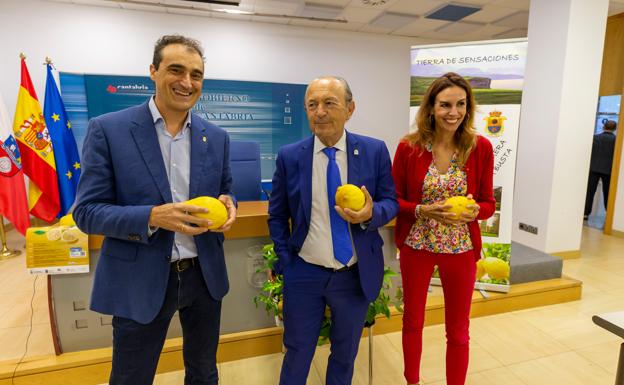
[392,135,496,260]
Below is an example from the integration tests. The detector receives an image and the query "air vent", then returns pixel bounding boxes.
[426,4,481,22]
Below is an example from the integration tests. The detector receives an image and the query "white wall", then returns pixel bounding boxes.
[0,0,418,160]
[512,0,609,253]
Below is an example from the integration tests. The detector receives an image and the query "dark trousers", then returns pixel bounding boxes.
[109,260,221,385]
[585,171,611,216]
[279,257,370,385]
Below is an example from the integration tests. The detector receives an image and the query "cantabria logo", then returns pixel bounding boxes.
[106,84,149,93]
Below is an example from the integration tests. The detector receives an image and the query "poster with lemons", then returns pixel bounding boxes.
[410,39,527,292]
[25,213,89,274]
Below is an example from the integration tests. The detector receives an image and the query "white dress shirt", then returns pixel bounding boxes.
[299,132,356,268]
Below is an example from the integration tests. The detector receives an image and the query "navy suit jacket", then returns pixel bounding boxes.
[74,101,232,324]
[268,131,398,302]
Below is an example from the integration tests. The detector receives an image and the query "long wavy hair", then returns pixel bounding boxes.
[404,72,477,166]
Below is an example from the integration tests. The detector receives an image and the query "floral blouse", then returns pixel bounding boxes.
[405,149,473,254]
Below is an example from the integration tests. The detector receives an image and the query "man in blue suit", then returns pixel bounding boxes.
[74,35,236,385]
[268,76,398,385]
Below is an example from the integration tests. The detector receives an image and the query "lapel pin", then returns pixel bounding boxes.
[202,136,206,142]
[354,149,359,156]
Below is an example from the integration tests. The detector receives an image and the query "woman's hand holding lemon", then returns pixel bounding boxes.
[418,202,457,225]
[459,194,480,222]
[420,194,480,225]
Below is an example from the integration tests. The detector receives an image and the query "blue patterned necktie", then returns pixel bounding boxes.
[322,147,353,266]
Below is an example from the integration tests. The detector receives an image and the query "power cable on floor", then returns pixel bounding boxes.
[11,274,39,385]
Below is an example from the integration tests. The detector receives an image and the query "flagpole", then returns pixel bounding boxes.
[0,217,21,260]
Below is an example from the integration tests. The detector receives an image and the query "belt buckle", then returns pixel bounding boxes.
[174,258,193,272]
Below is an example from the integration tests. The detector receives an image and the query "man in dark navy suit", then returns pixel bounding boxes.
[584,120,617,220]
[268,76,398,385]
[74,35,236,385]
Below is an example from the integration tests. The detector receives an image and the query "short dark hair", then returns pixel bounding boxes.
[152,35,204,70]
[604,120,617,131]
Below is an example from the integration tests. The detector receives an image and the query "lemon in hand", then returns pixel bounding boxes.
[335,184,365,211]
[184,196,228,230]
[483,257,510,280]
[444,196,476,219]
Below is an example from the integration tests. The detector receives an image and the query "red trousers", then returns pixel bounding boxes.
[400,247,476,385]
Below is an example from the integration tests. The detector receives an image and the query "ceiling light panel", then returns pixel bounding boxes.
[392,17,448,36]
[369,11,417,29]
[253,0,303,14]
[301,2,343,19]
[426,3,481,22]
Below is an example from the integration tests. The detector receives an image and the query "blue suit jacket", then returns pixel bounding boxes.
[268,131,398,302]
[74,102,232,324]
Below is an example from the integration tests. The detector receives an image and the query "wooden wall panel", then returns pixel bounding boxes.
[599,13,624,96]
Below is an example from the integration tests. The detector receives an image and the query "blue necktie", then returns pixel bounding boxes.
[322,147,353,266]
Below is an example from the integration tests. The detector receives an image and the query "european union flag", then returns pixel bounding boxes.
[44,63,81,217]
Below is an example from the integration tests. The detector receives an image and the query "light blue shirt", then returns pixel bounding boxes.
[148,97,197,262]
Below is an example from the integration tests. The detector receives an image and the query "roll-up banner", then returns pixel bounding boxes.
[410,39,527,293]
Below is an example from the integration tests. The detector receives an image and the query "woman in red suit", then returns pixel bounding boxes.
[392,72,495,385]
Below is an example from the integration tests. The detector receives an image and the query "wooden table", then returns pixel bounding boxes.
[593,311,624,385]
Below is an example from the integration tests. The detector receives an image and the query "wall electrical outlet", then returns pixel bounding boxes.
[519,222,538,234]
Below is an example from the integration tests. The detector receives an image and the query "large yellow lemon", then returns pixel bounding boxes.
[59,213,76,227]
[476,259,486,280]
[483,257,510,280]
[184,196,228,230]
[335,184,365,211]
[444,196,476,219]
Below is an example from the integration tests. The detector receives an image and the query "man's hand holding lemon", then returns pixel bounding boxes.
[148,195,236,235]
[214,194,237,232]
[334,184,373,224]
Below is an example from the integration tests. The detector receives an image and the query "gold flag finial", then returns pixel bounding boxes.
[44,56,53,65]
[19,53,26,60]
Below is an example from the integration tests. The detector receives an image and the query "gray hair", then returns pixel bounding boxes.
[307,76,353,104]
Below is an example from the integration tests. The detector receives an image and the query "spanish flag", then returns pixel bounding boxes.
[12,56,60,222]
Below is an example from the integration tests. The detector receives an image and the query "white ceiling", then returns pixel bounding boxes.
[48,0,624,43]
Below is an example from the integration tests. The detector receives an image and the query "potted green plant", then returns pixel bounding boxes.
[253,244,403,346]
